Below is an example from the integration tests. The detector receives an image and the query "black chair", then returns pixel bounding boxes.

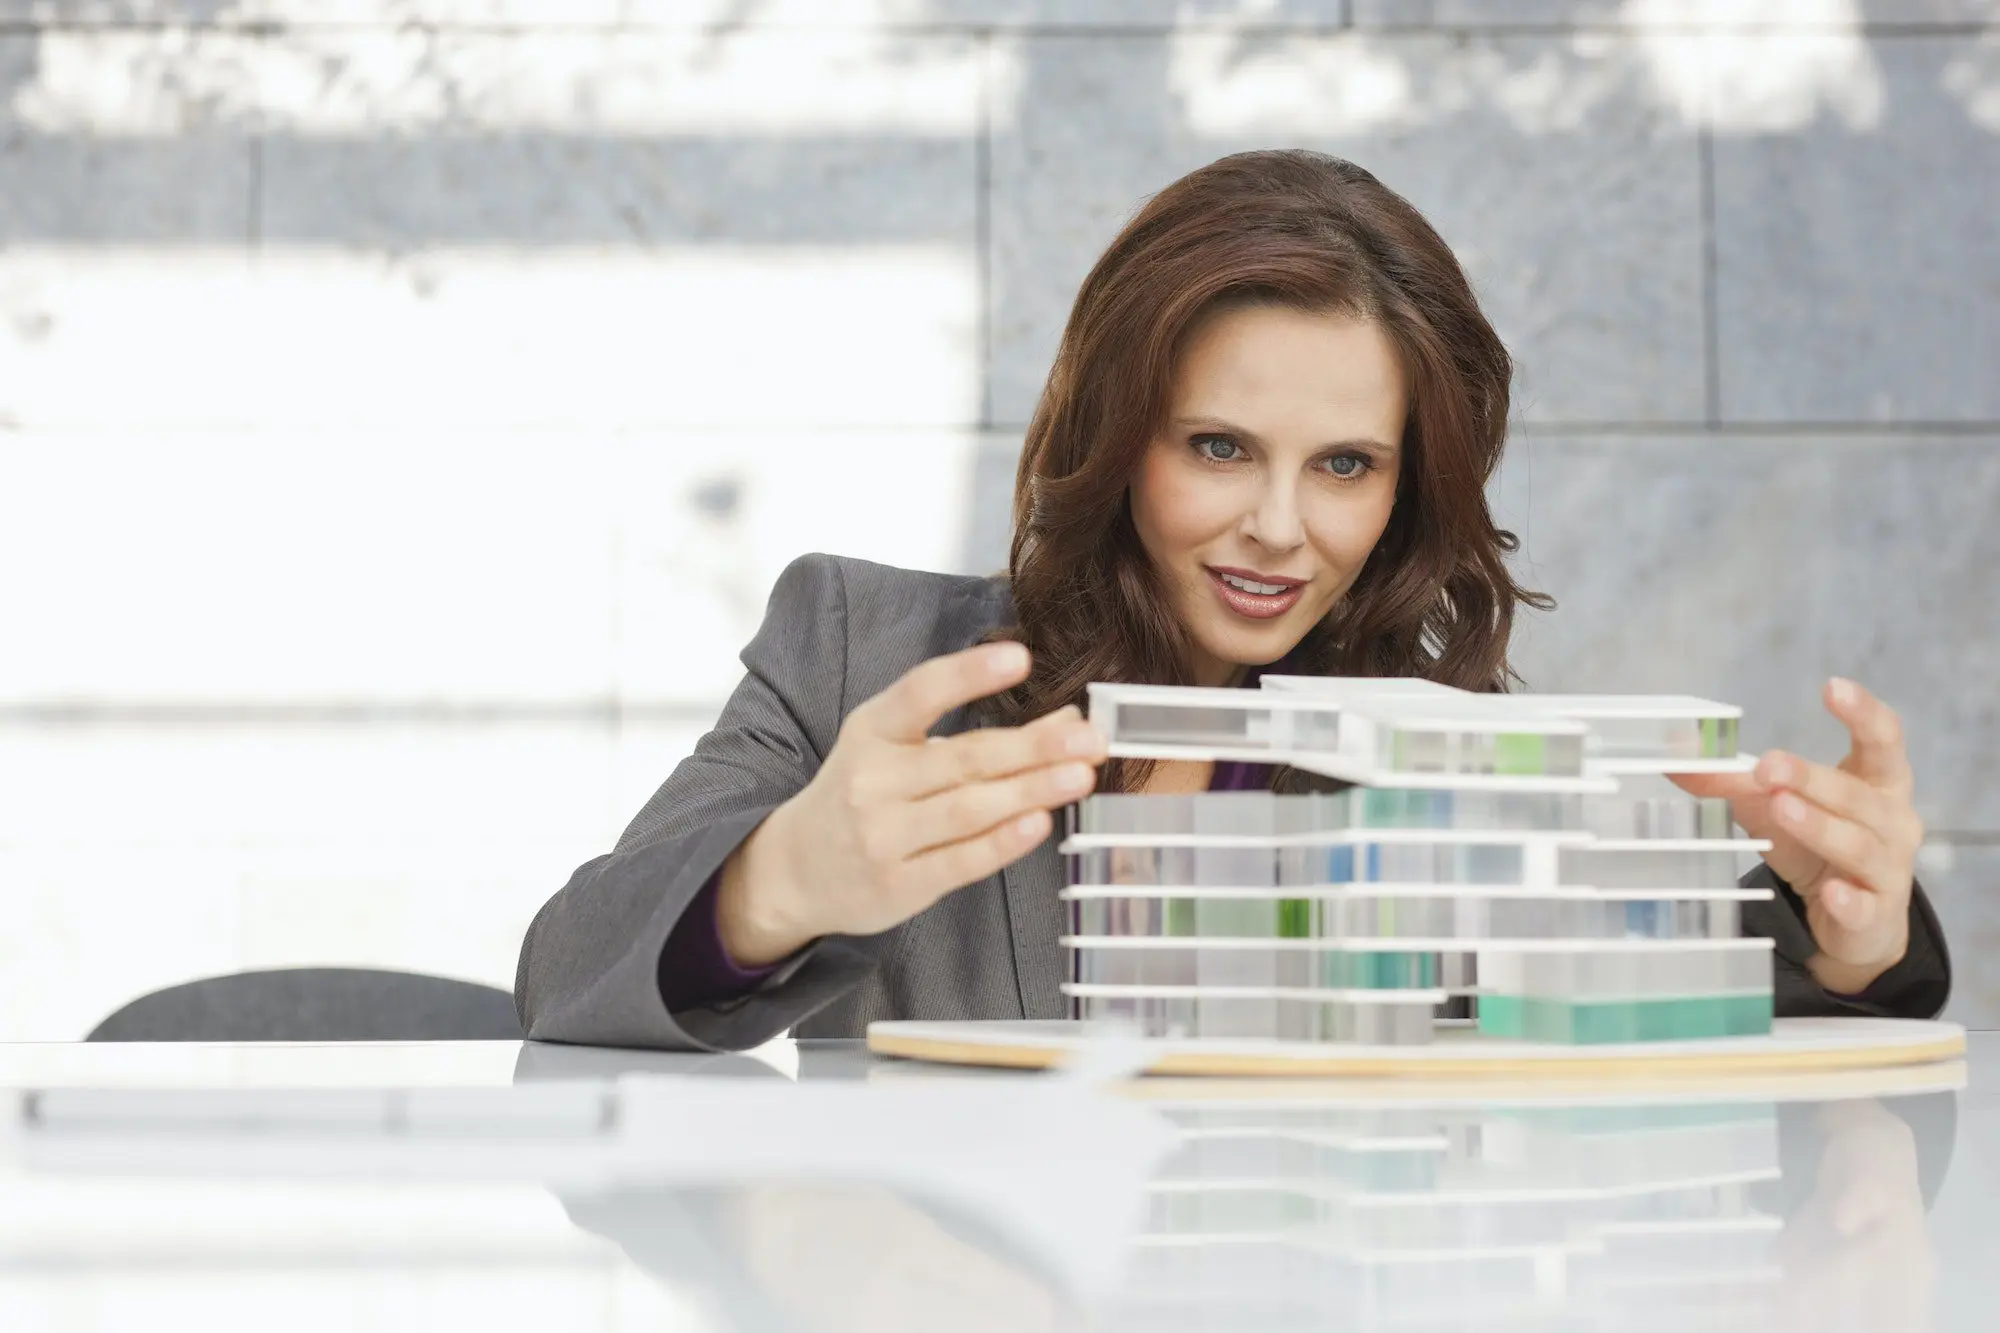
[86,967,523,1042]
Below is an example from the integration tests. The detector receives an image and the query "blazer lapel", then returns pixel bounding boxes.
[1001,834,1067,1019]
[935,578,1067,1019]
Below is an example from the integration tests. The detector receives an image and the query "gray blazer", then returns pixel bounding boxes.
[515,554,1952,1051]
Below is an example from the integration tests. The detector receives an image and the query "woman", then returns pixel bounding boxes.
[516,151,1947,1052]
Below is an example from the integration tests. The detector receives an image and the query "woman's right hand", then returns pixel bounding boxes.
[715,641,1108,967]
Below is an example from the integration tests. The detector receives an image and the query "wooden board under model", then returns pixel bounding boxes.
[866,1016,1966,1087]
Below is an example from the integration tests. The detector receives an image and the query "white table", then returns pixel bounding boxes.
[0,1035,1994,1332]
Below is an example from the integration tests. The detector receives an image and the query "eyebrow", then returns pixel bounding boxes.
[1171,415,1401,457]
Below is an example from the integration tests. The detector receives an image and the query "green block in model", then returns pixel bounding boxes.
[1477,993,1774,1044]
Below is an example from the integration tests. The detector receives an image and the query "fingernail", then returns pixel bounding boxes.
[991,642,1030,676]
[1774,792,1807,825]
[1830,677,1856,706]
[1758,752,1793,787]
[1015,811,1048,840]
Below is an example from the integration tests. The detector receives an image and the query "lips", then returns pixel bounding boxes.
[1204,565,1305,621]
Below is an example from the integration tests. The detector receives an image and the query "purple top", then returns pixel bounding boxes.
[657,868,782,1013]
[658,757,1277,1014]
[1209,759,1275,792]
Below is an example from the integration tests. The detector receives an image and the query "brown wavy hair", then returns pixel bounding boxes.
[987,150,1550,781]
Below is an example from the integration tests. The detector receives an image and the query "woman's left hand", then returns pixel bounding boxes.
[1672,678,1924,996]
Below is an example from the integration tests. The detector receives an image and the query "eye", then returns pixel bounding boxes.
[1190,434,1243,463]
[1320,451,1373,481]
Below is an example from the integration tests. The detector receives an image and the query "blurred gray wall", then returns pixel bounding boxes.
[0,0,1993,1033]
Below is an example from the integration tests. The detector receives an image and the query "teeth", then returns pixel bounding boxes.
[1219,572,1290,596]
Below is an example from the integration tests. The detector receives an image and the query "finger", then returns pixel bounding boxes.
[892,706,1106,801]
[902,808,1054,899]
[1826,677,1914,794]
[850,642,1031,744]
[1756,751,1906,844]
[899,760,1098,856]
[1770,791,1903,896]
[1815,876,1885,940]
[1667,769,1762,801]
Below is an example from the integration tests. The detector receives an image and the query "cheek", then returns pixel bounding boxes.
[1132,448,1237,557]
[1303,483,1397,571]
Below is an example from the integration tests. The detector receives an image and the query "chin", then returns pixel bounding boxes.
[1193,618,1307,671]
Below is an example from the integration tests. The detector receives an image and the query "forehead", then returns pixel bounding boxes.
[1171,304,1406,425]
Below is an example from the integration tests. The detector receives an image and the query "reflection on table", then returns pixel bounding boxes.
[0,1039,1973,1333]
[554,1087,1956,1333]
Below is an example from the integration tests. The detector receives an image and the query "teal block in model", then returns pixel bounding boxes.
[1478,994,1527,1038]
[1478,993,1773,1044]
[1320,951,1438,989]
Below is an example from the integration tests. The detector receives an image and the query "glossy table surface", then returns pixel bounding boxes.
[1,1032,1994,1332]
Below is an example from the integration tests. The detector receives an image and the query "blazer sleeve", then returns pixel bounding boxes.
[514,553,893,1052]
[1742,863,1953,1020]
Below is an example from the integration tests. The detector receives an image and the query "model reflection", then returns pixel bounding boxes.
[545,1080,1953,1333]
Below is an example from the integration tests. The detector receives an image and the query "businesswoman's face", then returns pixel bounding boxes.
[1129,303,1406,687]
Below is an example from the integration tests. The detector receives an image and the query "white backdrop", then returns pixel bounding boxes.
[3,0,1996,1040]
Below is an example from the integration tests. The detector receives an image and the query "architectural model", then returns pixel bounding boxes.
[1061,678,1776,1045]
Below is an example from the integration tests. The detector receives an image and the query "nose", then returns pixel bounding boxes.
[1241,473,1305,554]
